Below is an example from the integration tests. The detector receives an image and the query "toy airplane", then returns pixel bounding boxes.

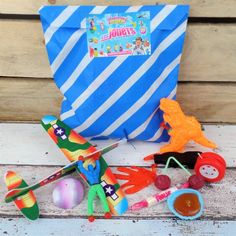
[4,115,128,220]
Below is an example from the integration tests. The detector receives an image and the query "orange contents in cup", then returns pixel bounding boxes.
[174,193,201,216]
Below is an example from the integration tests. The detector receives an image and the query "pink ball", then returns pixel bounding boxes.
[52,178,84,209]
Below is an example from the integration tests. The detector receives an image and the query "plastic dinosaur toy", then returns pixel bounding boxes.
[159,98,217,153]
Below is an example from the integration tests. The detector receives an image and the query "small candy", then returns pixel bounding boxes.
[52,178,84,209]
[167,188,204,220]
[174,193,200,216]
[154,175,171,190]
[188,175,205,190]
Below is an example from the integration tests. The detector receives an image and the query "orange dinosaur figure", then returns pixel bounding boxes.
[159,98,217,153]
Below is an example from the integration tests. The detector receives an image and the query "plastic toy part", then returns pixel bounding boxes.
[157,156,205,191]
[167,189,204,220]
[4,171,40,221]
[114,165,157,194]
[194,152,226,183]
[52,178,84,209]
[147,151,226,184]
[152,151,201,169]
[159,98,217,153]
[155,157,189,191]
[163,157,192,176]
[104,212,112,219]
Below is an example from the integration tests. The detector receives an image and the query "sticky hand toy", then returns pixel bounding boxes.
[114,165,157,194]
[159,98,217,153]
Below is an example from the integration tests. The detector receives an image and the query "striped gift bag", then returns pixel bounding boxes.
[39,5,189,142]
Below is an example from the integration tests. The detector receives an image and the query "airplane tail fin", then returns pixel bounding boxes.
[4,171,39,221]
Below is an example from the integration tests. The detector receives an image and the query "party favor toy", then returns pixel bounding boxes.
[145,151,226,183]
[114,165,157,194]
[4,129,125,221]
[130,182,189,211]
[41,115,128,217]
[167,188,204,220]
[52,178,84,209]
[194,152,226,183]
[159,98,217,153]
[155,157,205,190]
[145,151,201,169]
[78,156,111,222]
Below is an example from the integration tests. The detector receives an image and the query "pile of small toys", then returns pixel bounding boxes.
[116,98,225,220]
[4,98,226,222]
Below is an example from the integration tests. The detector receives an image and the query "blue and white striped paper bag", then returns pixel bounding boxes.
[39,5,189,142]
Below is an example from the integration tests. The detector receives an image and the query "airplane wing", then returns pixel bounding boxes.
[41,115,99,162]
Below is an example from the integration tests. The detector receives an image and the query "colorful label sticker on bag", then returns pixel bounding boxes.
[86,11,151,58]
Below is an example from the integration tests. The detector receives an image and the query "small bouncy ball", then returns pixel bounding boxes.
[52,178,84,209]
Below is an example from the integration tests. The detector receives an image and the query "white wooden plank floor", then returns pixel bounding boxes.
[0,123,235,235]
[0,124,235,166]
[0,219,235,236]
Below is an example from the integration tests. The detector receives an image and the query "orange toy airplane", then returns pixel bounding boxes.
[159,98,217,153]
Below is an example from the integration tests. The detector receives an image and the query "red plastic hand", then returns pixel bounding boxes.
[114,166,157,194]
